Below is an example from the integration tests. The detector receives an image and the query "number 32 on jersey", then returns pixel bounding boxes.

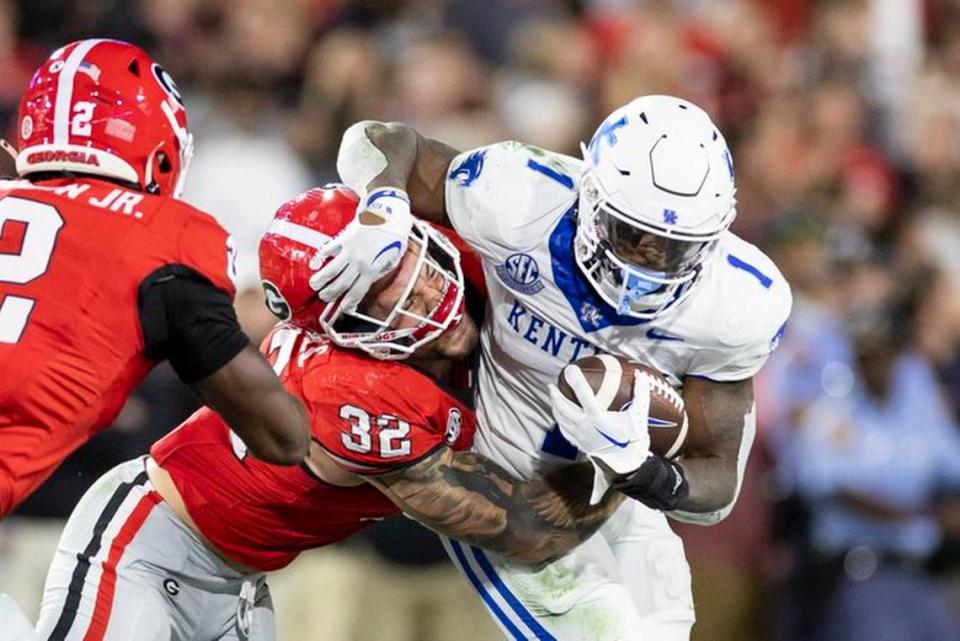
[339,405,411,459]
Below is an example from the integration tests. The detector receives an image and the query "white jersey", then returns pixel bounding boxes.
[445,141,792,479]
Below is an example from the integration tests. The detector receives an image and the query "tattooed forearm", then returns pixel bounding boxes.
[370,449,623,565]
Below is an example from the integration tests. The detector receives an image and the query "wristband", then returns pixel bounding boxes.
[363,187,411,220]
[611,455,689,511]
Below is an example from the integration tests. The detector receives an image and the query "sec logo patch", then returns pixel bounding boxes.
[495,253,544,295]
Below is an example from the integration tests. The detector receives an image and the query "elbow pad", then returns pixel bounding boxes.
[337,120,389,195]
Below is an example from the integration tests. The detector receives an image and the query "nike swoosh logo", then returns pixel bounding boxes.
[372,241,402,266]
[595,428,631,449]
[646,328,684,342]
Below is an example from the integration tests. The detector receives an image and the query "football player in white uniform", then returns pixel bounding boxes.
[313,95,792,640]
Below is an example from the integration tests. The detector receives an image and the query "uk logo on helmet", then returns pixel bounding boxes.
[496,252,544,295]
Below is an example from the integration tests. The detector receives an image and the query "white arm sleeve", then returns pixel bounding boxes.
[667,403,756,526]
[336,120,389,198]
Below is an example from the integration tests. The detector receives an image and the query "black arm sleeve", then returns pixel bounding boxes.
[138,264,250,384]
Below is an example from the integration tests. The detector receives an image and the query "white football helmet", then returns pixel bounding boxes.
[575,95,737,318]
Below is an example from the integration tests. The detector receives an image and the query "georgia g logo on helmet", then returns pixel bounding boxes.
[262,281,292,322]
[151,63,185,108]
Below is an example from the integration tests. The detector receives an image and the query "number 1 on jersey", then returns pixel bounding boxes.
[0,198,65,343]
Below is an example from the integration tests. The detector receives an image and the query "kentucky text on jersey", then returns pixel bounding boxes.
[506,298,602,361]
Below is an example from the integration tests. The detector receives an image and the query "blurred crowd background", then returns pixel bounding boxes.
[2,0,960,640]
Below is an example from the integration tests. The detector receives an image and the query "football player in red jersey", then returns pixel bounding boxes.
[0,38,311,520]
[35,186,627,641]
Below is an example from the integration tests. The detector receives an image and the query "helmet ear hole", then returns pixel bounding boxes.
[157,152,172,173]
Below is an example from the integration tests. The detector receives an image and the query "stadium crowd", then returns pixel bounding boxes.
[2,1,960,640]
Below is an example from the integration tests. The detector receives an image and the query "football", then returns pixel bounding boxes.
[557,355,688,459]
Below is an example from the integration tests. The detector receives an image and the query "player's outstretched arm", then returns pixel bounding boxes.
[138,266,311,466]
[192,344,310,465]
[310,121,461,307]
[368,447,624,566]
[337,120,459,225]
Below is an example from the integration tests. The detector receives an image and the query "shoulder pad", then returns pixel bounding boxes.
[445,141,581,259]
[172,201,237,297]
[682,234,792,381]
[711,234,792,349]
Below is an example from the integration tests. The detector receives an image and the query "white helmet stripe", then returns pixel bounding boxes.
[268,219,332,250]
[160,99,189,147]
[53,39,107,145]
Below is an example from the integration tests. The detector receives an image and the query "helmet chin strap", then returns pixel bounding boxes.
[144,143,163,194]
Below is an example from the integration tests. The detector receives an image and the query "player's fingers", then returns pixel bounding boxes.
[631,371,652,417]
[310,240,342,270]
[309,252,349,293]
[548,384,584,428]
[316,263,359,302]
[547,384,585,448]
[548,383,576,413]
[337,276,372,314]
[563,365,602,413]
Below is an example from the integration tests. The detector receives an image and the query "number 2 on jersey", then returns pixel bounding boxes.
[0,197,65,343]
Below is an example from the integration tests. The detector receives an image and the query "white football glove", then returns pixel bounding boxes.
[548,368,652,504]
[309,187,414,311]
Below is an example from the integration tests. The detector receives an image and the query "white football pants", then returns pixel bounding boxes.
[35,458,274,641]
[1,593,39,641]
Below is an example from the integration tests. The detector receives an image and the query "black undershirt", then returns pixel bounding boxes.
[137,264,249,384]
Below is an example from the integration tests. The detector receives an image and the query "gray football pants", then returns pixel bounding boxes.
[35,458,274,641]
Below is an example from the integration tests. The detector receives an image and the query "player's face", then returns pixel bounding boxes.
[411,305,477,360]
[362,243,477,359]
[363,244,444,328]
[599,211,707,276]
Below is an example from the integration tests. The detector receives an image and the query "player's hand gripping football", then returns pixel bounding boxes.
[549,368,652,504]
[309,187,414,311]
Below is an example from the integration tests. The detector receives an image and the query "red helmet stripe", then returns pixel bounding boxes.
[53,39,108,144]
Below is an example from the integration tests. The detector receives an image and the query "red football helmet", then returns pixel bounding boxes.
[15,39,193,197]
[259,185,465,360]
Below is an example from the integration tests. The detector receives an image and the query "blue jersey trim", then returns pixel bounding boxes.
[541,426,579,460]
[526,159,575,190]
[547,207,649,332]
[471,546,558,640]
[448,540,527,640]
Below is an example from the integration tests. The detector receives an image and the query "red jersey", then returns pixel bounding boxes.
[0,177,236,517]
[150,324,476,572]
